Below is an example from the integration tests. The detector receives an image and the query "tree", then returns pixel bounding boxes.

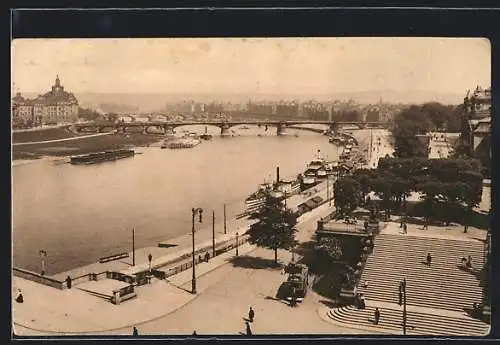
[248,192,298,264]
[352,168,375,203]
[333,178,362,218]
[392,105,431,158]
[78,107,100,121]
[317,237,343,262]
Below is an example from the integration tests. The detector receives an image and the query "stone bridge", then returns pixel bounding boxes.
[73,120,388,137]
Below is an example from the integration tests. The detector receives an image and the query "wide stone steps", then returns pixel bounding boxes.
[358,279,481,298]
[358,234,484,312]
[376,234,485,247]
[327,306,490,336]
[372,247,484,264]
[359,290,478,312]
[361,267,482,289]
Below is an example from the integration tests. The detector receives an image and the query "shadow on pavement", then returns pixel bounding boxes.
[229,255,281,270]
[319,299,341,308]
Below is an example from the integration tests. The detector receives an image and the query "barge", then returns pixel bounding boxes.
[70,149,135,165]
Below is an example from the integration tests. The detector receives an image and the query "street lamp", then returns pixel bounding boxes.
[236,232,239,256]
[399,279,407,335]
[191,207,203,294]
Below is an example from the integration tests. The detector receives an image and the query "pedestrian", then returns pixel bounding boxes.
[132,326,139,336]
[15,289,24,303]
[464,224,468,233]
[245,321,252,336]
[248,307,255,322]
[403,223,407,234]
[423,219,429,230]
[467,255,473,270]
[374,307,380,325]
[192,330,197,336]
[198,255,203,263]
[426,253,432,267]
[205,252,210,262]
[66,275,72,289]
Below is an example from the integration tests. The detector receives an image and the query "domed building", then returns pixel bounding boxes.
[12,76,79,128]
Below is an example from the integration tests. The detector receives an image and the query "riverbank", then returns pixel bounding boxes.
[12,132,164,160]
[13,195,335,335]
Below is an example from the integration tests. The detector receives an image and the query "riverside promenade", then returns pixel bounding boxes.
[13,182,334,336]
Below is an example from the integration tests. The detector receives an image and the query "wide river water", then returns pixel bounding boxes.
[13,125,340,274]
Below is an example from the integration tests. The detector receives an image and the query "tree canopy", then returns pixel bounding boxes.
[248,192,298,264]
[391,102,463,158]
[333,178,363,218]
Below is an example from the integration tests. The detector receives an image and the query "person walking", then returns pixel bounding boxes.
[132,326,139,336]
[374,307,380,325]
[248,307,255,322]
[426,253,432,267]
[15,289,24,303]
[245,321,252,336]
[66,275,72,289]
[403,223,408,234]
[423,219,429,230]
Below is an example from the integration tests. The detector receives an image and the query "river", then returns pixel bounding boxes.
[12,125,340,274]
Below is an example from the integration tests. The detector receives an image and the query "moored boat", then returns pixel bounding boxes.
[70,149,135,165]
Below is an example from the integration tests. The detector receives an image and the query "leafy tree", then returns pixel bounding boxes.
[317,237,343,262]
[333,178,362,218]
[392,105,431,158]
[248,192,298,264]
[78,107,100,121]
[352,168,375,203]
[370,173,395,214]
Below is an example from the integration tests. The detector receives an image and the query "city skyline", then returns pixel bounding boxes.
[12,38,490,99]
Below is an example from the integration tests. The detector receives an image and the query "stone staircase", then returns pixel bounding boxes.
[358,234,485,312]
[326,234,490,336]
[327,306,490,336]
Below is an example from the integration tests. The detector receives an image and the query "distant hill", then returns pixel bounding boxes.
[21,89,464,112]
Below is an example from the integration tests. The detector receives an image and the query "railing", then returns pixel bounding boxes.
[99,252,129,263]
[13,267,65,290]
[163,235,250,279]
[70,271,108,286]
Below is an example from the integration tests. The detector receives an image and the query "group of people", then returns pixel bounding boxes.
[198,252,211,264]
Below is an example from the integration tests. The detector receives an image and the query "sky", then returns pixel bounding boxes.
[11,38,491,96]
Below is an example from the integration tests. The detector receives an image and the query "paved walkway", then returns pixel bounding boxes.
[382,220,487,243]
[13,191,335,335]
[13,242,257,334]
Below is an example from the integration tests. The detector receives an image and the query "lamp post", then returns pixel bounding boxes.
[399,279,407,335]
[192,207,203,294]
[236,232,239,256]
[132,228,136,266]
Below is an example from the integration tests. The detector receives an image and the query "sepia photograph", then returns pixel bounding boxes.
[11,37,491,337]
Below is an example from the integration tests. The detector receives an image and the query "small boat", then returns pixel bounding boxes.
[199,126,212,140]
[161,137,201,149]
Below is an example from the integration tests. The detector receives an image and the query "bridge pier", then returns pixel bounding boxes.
[164,125,175,136]
[329,122,340,135]
[220,124,230,137]
[276,122,287,136]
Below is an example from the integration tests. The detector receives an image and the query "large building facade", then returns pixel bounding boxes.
[459,86,491,176]
[12,76,79,128]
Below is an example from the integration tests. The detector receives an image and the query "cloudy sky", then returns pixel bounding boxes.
[11,38,490,96]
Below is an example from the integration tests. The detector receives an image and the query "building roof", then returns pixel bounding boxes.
[12,76,78,106]
[474,122,491,134]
